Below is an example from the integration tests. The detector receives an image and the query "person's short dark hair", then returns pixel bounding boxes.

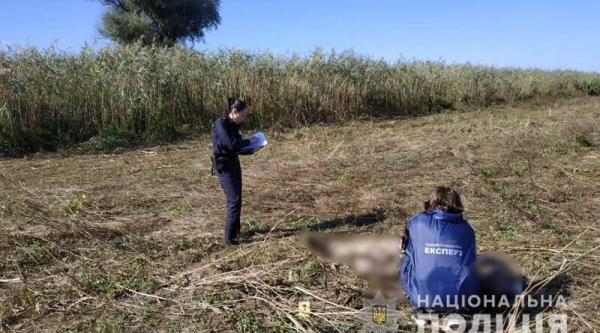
[423,186,464,213]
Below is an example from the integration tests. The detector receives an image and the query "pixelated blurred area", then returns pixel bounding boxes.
[302,232,406,300]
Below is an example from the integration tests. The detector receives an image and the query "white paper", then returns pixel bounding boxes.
[241,132,268,152]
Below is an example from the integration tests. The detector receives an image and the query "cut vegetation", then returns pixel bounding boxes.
[1,97,599,332]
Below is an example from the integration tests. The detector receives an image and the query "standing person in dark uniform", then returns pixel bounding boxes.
[212,98,262,245]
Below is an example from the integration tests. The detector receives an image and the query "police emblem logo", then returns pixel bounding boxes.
[371,305,387,325]
[358,291,405,333]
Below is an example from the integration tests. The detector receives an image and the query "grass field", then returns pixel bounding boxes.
[1,97,599,332]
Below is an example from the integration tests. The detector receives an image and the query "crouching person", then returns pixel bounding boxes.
[400,187,479,325]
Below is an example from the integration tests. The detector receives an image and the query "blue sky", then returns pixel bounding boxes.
[1,0,599,71]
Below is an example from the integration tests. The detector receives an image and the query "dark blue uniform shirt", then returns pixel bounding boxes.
[212,117,252,157]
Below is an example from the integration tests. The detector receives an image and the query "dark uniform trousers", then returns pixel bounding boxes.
[216,156,242,242]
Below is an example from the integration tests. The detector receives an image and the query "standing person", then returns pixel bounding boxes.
[400,187,479,324]
[212,98,262,245]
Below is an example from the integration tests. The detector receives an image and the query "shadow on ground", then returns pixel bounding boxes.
[246,208,388,239]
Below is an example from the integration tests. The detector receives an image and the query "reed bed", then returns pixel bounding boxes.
[1,44,599,153]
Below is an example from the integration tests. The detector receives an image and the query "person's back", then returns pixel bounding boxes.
[400,187,478,313]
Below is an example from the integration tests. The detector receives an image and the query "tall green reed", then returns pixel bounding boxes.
[1,44,598,153]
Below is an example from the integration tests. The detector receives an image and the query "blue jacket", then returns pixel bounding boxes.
[400,210,478,310]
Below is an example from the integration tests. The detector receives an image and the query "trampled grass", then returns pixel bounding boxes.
[0,98,599,332]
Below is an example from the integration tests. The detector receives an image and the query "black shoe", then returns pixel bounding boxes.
[235,233,251,241]
[224,238,239,246]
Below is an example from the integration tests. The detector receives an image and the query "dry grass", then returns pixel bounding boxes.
[0,97,599,332]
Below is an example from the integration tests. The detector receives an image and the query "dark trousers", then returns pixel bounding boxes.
[217,160,242,243]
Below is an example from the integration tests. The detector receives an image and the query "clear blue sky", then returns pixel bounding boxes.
[1,0,599,71]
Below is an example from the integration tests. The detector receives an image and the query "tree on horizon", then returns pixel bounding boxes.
[96,0,221,46]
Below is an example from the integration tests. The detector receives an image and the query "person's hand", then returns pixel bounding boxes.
[249,137,260,144]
